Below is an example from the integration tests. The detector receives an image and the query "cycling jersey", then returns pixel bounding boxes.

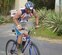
[18,8,33,22]
[15,8,34,36]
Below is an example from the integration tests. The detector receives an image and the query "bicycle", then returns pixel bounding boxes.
[5,28,40,55]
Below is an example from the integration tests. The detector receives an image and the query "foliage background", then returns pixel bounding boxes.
[0,0,15,15]
[0,0,62,38]
[28,0,55,9]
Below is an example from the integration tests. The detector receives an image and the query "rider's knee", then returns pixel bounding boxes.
[24,31,28,36]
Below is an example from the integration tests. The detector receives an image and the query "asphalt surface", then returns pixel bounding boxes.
[0,24,62,55]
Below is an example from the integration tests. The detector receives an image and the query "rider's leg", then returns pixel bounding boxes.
[17,35,23,51]
[15,29,24,55]
[22,30,28,47]
[17,30,28,49]
[15,28,23,50]
[17,34,23,44]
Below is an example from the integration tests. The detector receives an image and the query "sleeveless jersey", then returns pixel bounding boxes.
[18,9,33,22]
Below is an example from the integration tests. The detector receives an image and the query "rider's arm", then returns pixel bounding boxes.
[13,10,22,28]
[33,9,39,27]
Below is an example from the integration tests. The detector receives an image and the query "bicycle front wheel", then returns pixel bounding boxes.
[5,39,18,55]
[29,42,40,55]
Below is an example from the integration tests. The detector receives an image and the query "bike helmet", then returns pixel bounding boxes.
[25,1,34,10]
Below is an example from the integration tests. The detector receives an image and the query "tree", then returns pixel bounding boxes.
[0,0,15,15]
[59,0,61,17]
[28,0,55,9]
[28,0,45,9]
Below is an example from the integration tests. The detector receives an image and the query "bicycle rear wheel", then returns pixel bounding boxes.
[29,42,40,55]
[5,39,18,55]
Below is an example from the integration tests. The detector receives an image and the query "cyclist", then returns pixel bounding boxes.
[13,1,39,54]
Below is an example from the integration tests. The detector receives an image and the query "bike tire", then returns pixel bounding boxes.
[29,42,40,55]
[5,39,18,55]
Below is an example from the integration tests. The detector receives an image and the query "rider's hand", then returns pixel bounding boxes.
[17,25,22,30]
[35,25,39,29]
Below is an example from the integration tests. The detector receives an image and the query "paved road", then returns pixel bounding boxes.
[0,24,62,55]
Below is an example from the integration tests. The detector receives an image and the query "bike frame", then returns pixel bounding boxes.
[12,26,34,54]
[16,34,32,53]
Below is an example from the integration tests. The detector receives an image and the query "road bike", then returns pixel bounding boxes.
[5,28,40,55]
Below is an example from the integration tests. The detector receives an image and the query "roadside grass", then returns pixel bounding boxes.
[26,17,62,39]
[31,25,62,39]
[0,16,13,24]
[30,8,62,39]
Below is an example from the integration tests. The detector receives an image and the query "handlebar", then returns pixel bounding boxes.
[12,28,25,32]
[12,28,31,35]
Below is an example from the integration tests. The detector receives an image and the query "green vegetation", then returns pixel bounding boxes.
[31,9,62,39]
[28,0,55,9]
[0,0,15,15]
[0,0,14,24]
[0,0,62,39]
[0,16,13,24]
[31,26,62,39]
[28,0,44,9]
